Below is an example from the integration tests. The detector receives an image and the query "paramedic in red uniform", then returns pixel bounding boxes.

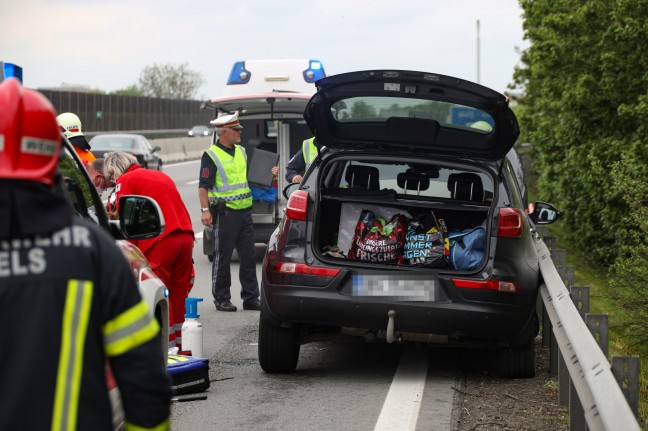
[0,78,171,430]
[104,151,195,351]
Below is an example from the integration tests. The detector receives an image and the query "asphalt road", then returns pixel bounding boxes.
[163,156,467,431]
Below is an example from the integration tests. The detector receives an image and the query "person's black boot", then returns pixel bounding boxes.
[214,300,237,312]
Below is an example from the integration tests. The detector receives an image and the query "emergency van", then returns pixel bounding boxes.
[202,59,326,254]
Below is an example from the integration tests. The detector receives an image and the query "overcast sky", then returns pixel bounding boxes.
[2,0,528,99]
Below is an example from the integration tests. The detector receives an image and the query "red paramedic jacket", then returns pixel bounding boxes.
[113,164,194,254]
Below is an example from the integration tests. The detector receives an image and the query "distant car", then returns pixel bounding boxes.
[188,125,211,137]
[258,69,560,379]
[89,133,163,171]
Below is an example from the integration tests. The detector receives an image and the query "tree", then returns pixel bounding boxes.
[111,85,141,96]
[137,63,205,100]
[514,0,648,346]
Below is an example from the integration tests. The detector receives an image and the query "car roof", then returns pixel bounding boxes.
[90,133,146,140]
[304,70,519,161]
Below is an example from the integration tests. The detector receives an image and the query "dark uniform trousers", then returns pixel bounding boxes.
[210,206,259,303]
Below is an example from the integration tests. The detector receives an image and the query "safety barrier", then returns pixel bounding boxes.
[537,229,642,430]
[150,136,211,164]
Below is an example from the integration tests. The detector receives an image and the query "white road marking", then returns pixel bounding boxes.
[374,345,430,431]
[187,180,199,185]
[195,231,203,240]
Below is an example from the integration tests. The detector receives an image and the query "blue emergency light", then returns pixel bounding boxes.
[1,62,23,83]
[303,59,326,83]
[226,61,251,85]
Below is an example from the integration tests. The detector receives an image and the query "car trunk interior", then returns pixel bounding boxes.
[313,156,493,269]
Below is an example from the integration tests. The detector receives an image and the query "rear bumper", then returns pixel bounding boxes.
[260,281,538,347]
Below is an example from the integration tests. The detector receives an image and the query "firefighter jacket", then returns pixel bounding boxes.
[69,136,96,166]
[0,215,171,431]
[112,164,194,255]
[205,143,252,210]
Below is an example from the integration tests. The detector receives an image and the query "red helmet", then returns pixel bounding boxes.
[0,78,60,186]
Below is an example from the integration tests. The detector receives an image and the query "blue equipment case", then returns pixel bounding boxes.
[167,355,210,395]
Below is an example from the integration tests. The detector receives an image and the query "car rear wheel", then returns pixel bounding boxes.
[497,336,536,378]
[258,313,300,373]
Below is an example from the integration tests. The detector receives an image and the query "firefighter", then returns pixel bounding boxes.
[0,78,171,430]
[56,111,96,165]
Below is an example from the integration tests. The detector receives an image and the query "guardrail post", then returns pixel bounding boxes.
[558,353,570,406]
[567,285,591,429]
[535,225,549,237]
[543,236,557,352]
[543,235,557,250]
[558,266,575,288]
[569,380,587,431]
[542,298,553,349]
[570,286,590,319]
[585,314,609,357]
[552,248,566,267]
[612,355,640,419]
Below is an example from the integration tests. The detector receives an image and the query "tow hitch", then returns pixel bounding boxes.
[386,310,396,343]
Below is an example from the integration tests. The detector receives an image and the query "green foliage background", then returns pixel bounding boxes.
[513,0,648,420]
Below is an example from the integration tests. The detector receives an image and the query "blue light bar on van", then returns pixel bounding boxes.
[303,59,326,83]
[1,62,23,83]
[227,61,251,85]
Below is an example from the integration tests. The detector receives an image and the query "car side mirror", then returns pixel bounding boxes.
[152,146,161,153]
[283,182,301,200]
[117,195,166,239]
[528,201,559,225]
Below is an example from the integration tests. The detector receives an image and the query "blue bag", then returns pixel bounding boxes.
[250,185,278,203]
[448,226,486,270]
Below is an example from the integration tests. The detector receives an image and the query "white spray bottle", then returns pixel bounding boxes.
[181,297,204,358]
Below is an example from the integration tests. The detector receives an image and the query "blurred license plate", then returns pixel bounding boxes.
[352,274,435,301]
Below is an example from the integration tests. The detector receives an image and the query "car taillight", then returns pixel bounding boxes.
[497,207,523,237]
[452,278,520,293]
[274,262,340,277]
[285,190,308,221]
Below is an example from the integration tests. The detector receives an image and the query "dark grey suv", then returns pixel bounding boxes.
[258,70,558,378]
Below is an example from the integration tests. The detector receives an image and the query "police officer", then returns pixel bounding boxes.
[0,78,171,430]
[285,136,318,183]
[198,111,267,312]
[56,111,96,166]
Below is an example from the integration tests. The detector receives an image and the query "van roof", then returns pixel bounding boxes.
[222,59,326,97]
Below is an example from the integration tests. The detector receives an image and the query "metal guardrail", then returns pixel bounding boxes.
[537,237,641,430]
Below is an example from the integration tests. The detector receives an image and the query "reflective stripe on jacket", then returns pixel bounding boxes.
[302,137,317,171]
[205,144,252,209]
[0,219,170,431]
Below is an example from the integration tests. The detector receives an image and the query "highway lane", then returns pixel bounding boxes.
[164,159,463,431]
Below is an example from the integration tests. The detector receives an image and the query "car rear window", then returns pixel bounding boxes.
[92,137,136,149]
[337,160,494,201]
[330,96,494,133]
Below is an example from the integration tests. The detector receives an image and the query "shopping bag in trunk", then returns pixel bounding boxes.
[349,210,406,263]
[403,210,449,268]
